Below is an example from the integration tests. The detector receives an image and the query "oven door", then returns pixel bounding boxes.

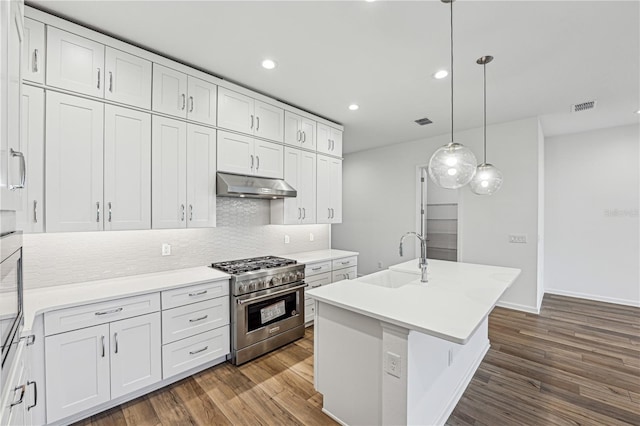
[235,282,305,349]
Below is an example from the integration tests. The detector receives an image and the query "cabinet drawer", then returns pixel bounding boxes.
[161,280,228,310]
[305,261,331,277]
[306,272,331,286]
[332,266,358,282]
[162,326,230,379]
[44,293,160,336]
[162,297,229,344]
[305,299,315,324]
[332,256,358,270]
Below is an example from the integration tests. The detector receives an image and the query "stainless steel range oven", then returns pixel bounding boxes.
[211,256,306,365]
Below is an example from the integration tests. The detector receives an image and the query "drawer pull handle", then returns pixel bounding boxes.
[189,290,208,297]
[341,261,350,265]
[10,384,26,408]
[189,346,209,355]
[311,267,322,271]
[189,315,209,323]
[27,381,37,411]
[95,307,123,316]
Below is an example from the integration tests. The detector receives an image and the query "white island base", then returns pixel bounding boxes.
[307,259,521,426]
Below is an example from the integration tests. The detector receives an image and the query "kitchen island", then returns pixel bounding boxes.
[306,258,521,426]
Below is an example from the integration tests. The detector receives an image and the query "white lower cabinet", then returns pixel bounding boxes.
[161,297,229,344]
[332,266,358,282]
[45,312,161,423]
[162,326,230,379]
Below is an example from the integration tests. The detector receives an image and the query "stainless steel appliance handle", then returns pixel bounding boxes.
[189,204,193,221]
[95,307,123,316]
[237,283,307,305]
[33,49,38,72]
[108,202,112,223]
[114,332,118,354]
[96,202,100,222]
[189,315,208,323]
[33,200,37,223]
[27,381,37,411]
[10,384,26,408]
[181,94,186,110]
[189,290,208,297]
[97,68,101,89]
[101,335,105,357]
[189,96,194,112]
[256,116,260,131]
[9,148,26,190]
[189,346,208,355]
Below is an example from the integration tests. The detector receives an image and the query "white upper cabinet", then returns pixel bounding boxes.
[317,123,343,157]
[186,124,216,228]
[151,116,187,229]
[284,111,316,150]
[46,27,105,97]
[18,85,44,233]
[217,130,283,179]
[271,147,316,225]
[187,76,217,126]
[104,105,151,231]
[104,47,152,109]
[22,18,44,84]
[45,91,104,232]
[152,63,188,118]
[317,154,342,224]
[217,87,284,142]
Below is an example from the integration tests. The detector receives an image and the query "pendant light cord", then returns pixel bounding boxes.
[450,0,454,144]
[483,61,487,164]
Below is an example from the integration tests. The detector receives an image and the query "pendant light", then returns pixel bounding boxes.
[428,0,477,190]
[470,55,503,195]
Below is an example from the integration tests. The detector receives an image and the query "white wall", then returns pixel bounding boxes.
[333,117,543,312]
[544,124,639,306]
[23,198,330,289]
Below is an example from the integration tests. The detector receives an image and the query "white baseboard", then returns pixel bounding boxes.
[322,408,348,426]
[495,300,540,314]
[434,342,491,426]
[544,288,640,308]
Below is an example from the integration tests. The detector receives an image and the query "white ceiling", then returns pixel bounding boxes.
[28,0,640,154]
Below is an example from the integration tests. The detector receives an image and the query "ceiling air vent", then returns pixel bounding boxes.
[571,100,597,113]
[415,117,433,126]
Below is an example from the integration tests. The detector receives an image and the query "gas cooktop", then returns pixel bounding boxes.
[211,256,297,275]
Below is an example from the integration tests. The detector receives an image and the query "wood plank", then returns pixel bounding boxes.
[272,389,337,426]
[120,396,161,426]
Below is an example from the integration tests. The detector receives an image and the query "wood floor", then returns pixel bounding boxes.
[74,294,639,426]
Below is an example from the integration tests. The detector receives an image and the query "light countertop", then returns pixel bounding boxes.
[306,258,521,344]
[284,249,359,265]
[22,266,229,333]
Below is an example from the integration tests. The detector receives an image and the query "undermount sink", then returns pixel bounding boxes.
[357,269,421,288]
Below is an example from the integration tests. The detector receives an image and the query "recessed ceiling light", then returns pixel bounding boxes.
[433,69,449,79]
[261,59,276,70]
[348,104,359,111]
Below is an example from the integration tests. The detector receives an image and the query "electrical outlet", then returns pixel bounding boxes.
[309,233,314,242]
[161,243,171,256]
[378,261,383,269]
[284,235,290,244]
[385,352,401,378]
[509,234,527,244]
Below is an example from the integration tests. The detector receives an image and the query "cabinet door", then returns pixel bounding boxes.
[104,47,152,109]
[217,87,253,134]
[186,124,216,228]
[329,157,342,223]
[316,155,331,224]
[330,128,343,157]
[254,100,284,142]
[187,76,217,126]
[45,92,104,232]
[18,85,44,233]
[46,27,105,97]
[45,324,111,423]
[254,140,284,179]
[282,147,301,224]
[284,111,302,148]
[104,105,151,231]
[22,18,44,84]
[152,63,187,118]
[300,117,316,151]
[152,116,187,229]
[299,151,317,224]
[316,123,331,155]
[217,130,253,175]
[110,313,161,400]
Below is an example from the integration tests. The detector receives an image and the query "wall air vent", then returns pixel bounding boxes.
[415,117,433,126]
[571,100,597,113]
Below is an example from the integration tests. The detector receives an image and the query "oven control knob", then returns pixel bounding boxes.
[239,283,248,293]
[271,276,281,286]
[288,272,296,282]
[296,271,304,280]
[249,281,257,291]
[256,279,265,290]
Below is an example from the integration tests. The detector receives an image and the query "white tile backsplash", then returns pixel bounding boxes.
[24,198,330,289]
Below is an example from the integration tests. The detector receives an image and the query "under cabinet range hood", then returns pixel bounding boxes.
[216,172,297,199]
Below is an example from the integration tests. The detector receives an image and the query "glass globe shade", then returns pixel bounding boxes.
[428,143,478,189]
[470,163,503,195]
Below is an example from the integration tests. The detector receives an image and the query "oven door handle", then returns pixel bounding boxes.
[237,283,307,305]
